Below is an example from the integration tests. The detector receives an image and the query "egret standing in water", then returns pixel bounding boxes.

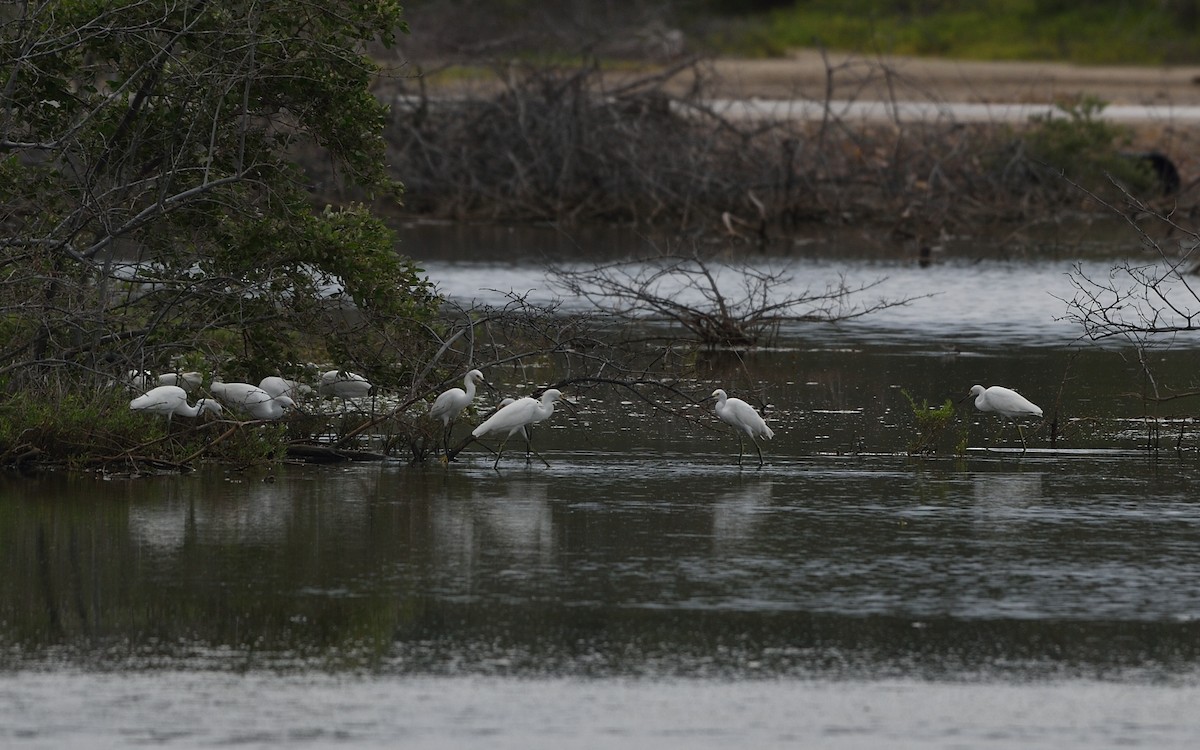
[963,384,1043,450]
[711,388,775,468]
[472,388,563,470]
[429,369,486,455]
[318,369,372,409]
[130,385,223,421]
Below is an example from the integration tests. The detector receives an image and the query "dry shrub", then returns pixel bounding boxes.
[374,58,1186,244]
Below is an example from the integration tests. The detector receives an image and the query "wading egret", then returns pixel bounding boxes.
[472,389,563,470]
[259,376,312,400]
[130,385,223,421]
[157,371,202,391]
[711,388,775,468]
[429,369,486,453]
[964,384,1043,450]
[495,398,523,436]
[318,370,373,402]
[210,382,296,421]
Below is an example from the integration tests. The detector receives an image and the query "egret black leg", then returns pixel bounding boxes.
[493,438,507,471]
[736,436,745,466]
[752,437,764,469]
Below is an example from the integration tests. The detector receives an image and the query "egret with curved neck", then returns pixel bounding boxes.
[131,385,223,421]
[472,388,563,470]
[963,384,1042,451]
[430,369,486,455]
[711,388,775,468]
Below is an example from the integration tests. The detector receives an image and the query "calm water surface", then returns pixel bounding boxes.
[4,238,1200,748]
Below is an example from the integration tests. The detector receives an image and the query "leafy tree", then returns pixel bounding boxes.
[0,0,436,393]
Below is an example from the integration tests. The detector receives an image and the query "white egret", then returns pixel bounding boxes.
[964,384,1043,449]
[429,369,486,453]
[210,382,296,421]
[472,388,563,470]
[317,370,372,402]
[128,369,153,390]
[711,388,775,468]
[259,376,312,400]
[130,385,223,421]
[156,371,202,391]
[495,397,523,437]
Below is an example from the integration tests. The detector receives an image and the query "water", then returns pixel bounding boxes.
[5,238,1200,747]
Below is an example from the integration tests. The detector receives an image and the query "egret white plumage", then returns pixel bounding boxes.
[157,371,202,391]
[495,398,523,436]
[210,382,296,421]
[429,369,486,453]
[711,388,775,468]
[472,388,563,469]
[259,376,312,400]
[128,369,153,390]
[130,385,223,421]
[964,384,1042,450]
[317,370,372,403]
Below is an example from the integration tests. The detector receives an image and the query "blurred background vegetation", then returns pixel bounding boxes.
[398,0,1200,65]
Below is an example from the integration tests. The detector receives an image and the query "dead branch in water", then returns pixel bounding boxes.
[549,251,927,347]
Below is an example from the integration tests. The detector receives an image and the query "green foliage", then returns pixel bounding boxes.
[0,1,439,437]
[1021,98,1156,193]
[901,389,962,456]
[0,379,297,470]
[721,1,1200,64]
[0,386,150,467]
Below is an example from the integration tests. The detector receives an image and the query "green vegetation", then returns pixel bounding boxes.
[717,1,1200,64]
[0,1,441,469]
[1019,97,1156,191]
[902,390,965,456]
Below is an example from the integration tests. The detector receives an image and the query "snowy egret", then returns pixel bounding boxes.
[259,376,312,400]
[711,388,775,468]
[210,382,296,421]
[157,371,202,391]
[128,369,152,390]
[963,384,1043,450]
[317,370,372,401]
[472,388,563,470]
[495,398,522,434]
[429,369,486,454]
[130,385,223,421]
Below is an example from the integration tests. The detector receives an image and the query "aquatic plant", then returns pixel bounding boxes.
[902,389,961,457]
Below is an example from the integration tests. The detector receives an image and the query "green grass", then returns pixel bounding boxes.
[709,1,1200,64]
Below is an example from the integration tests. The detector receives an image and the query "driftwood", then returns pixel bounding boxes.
[285,444,389,463]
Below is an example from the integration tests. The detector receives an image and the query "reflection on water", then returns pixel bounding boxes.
[5,455,1200,670]
[8,239,1200,744]
[971,471,1045,507]
[5,451,1200,746]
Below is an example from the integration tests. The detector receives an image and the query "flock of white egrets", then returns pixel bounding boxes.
[128,369,371,420]
[128,364,1044,468]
